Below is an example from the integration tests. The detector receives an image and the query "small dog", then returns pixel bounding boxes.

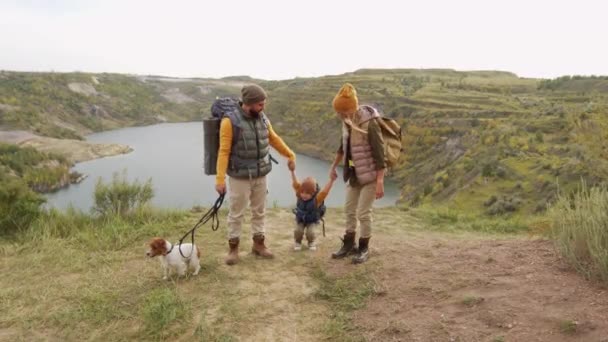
[146,237,201,280]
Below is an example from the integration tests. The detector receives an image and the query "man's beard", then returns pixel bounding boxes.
[248,109,260,118]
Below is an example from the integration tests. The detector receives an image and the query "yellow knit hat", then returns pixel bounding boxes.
[332,83,358,114]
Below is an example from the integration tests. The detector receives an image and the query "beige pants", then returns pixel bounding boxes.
[294,222,317,243]
[227,176,267,239]
[345,181,376,238]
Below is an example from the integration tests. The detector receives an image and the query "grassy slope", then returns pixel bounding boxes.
[2,206,607,341]
[0,208,370,341]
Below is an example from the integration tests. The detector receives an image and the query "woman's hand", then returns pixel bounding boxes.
[375,180,384,199]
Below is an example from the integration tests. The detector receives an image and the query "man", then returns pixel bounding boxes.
[216,84,296,265]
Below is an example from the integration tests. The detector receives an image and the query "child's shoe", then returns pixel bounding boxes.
[308,241,317,251]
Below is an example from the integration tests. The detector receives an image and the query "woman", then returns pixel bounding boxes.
[329,83,385,264]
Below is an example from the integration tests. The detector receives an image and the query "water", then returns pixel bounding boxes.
[45,122,400,210]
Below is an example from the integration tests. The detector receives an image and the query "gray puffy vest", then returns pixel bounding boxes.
[226,108,272,179]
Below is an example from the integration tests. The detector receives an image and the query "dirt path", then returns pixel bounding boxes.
[180,208,608,341]
[0,130,38,144]
[337,212,608,342]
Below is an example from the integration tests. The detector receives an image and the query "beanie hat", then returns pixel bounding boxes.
[332,83,358,114]
[300,177,317,195]
[241,84,267,105]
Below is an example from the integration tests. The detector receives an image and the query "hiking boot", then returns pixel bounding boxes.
[308,241,317,251]
[331,231,357,259]
[225,237,239,265]
[352,237,370,264]
[252,234,274,258]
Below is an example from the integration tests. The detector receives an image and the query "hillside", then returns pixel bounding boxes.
[2,69,608,216]
[259,69,608,217]
[0,71,246,138]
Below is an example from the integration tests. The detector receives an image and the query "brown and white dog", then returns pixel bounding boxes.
[146,238,201,280]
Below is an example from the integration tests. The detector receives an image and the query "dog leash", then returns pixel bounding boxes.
[176,193,225,258]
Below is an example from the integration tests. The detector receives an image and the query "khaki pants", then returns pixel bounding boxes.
[345,181,376,238]
[294,222,317,243]
[227,176,267,239]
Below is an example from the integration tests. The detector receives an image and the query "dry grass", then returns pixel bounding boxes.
[549,182,608,281]
[0,208,365,341]
[4,204,605,341]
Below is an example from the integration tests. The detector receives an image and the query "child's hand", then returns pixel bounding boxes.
[330,172,338,181]
[288,159,296,171]
[289,167,297,183]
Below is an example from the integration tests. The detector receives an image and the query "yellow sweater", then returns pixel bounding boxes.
[216,117,296,185]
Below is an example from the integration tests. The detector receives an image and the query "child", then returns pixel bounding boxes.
[290,168,337,251]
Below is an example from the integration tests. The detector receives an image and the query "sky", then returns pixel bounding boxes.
[0,0,607,80]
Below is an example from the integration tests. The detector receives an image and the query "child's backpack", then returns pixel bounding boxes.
[375,116,403,169]
[316,186,327,237]
[316,183,327,221]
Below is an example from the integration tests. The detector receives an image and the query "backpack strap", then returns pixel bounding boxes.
[376,116,399,137]
[260,113,278,165]
[260,112,270,129]
[223,111,242,148]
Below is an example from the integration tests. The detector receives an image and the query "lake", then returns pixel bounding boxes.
[45,122,400,210]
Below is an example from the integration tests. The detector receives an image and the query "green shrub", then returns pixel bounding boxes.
[548,182,608,282]
[486,196,522,215]
[93,171,154,217]
[0,170,45,235]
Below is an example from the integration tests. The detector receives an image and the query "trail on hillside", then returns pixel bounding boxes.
[176,208,608,341]
[340,212,608,342]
